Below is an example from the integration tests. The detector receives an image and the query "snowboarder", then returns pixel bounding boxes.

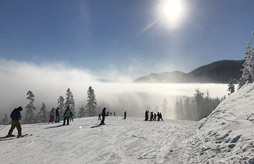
[63,106,71,125]
[98,113,101,120]
[145,110,149,121]
[124,111,127,119]
[150,112,154,121]
[55,107,60,123]
[6,106,23,138]
[49,108,55,123]
[100,107,106,125]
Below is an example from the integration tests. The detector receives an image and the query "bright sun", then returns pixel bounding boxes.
[160,0,184,25]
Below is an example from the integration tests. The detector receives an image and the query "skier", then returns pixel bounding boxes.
[55,107,60,123]
[100,107,106,125]
[49,108,55,123]
[124,111,127,119]
[145,110,149,121]
[63,106,71,125]
[6,106,23,138]
[150,112,154,121]
[114,112,116,116]
[98,113,101,120]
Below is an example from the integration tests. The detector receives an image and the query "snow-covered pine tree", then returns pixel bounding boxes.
[36,103,48,123]
[228,79,235,95]
[249,36,254,82]
[57,96,64,120]
[239,41,252,89]
[78,106,85,118]
[25,90,36,124]
[65,88,75,117]
[70,93,75,117]
[85,86,97,117]
[2,114,9,125]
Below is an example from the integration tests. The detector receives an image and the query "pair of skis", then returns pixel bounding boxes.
[0,134,32,141]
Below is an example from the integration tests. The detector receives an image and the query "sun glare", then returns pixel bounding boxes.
[160,0,185,25]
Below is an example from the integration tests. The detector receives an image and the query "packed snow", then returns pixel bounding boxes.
[0,84,254,164]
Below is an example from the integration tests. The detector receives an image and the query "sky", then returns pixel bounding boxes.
[0,0,254,78]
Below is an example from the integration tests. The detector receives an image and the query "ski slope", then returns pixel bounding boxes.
[0,84,254,164]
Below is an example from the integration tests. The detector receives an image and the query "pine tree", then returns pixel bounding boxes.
[85,86,97,117]
[58,96,65,120]
[65,88,75,117]
[25,90,36,124]
[36,103,48,123]
[78,106,85,118]
[2,114,9,125]
[239,41,252,89]
[228,79,235,95]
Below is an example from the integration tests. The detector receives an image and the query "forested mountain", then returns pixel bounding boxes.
[135,60,244,83]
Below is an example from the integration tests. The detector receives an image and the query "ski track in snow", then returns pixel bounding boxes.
[0,117,201,164]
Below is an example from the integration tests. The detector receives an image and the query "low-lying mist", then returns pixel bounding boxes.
[0,59,228,120]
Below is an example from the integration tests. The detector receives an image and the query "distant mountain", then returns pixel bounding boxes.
[135,60,244,83]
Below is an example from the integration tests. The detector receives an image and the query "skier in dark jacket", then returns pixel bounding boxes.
[100,107,106,125]
[124,111,127,119]
[6,106,23,138]
[63,107,71,125]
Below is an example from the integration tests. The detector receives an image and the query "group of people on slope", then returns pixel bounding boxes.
[49,107,73,125]
[145,110,163,121]
[98,109,127,123]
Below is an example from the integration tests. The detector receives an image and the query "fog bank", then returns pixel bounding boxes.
[0,59,227,119]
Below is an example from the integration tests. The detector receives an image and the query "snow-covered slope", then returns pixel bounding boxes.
[196,84,254,163]
[0,84,254,164]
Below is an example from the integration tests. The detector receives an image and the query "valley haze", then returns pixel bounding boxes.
[0,59,227,119]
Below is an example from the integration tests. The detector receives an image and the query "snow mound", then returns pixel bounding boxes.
[196,83,254,163]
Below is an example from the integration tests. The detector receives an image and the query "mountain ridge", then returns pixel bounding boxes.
[135,60,244,83]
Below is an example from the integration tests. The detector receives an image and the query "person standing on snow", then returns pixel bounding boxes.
[150,112,154,121]
[70,111,73,122]
[153,113,157,121]
[55,107,60,123]
[100,107,106,125]
[49,108,55,123]
[145,110,149,121]
[63,106,71,125]
[6,106,23,138]
[124,111,127,119]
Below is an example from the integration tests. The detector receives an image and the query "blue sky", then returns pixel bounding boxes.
[0,0,254,77]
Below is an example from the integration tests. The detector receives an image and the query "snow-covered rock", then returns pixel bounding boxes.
[0,84,253,164]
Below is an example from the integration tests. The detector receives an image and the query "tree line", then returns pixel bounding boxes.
[1,86,97,125]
